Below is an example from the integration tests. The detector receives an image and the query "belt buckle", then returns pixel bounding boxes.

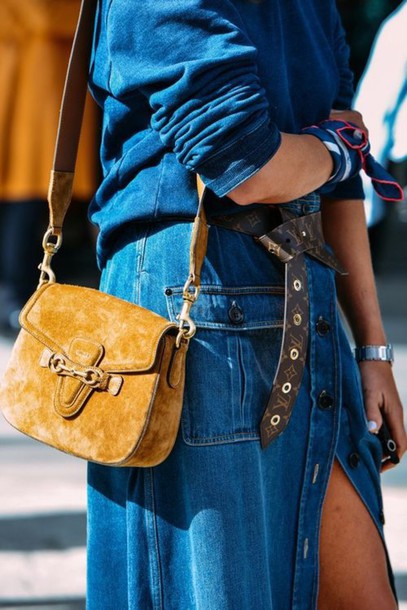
[256,234,294,263]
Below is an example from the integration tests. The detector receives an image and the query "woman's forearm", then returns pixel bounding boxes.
[227,133,334,205]
[227,109,369,206]
[320,197,386,346]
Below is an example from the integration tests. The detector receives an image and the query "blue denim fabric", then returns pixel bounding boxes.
[89,0,364,266]
[87,194,392,610]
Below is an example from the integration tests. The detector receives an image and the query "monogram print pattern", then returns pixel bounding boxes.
[260,255,309,447]
[209,209,345,449]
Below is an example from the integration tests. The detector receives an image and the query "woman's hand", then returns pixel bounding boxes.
[358,360,407,471]
[329,108,369,138]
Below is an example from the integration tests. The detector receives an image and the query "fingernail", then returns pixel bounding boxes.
[368,420,378,432]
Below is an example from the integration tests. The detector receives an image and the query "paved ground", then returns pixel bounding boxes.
[0,275,406,609]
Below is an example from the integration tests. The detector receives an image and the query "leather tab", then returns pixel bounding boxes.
[47,170,75,230]
[189,186,209,287]
[55,337,104,418]
[167,341,188,389]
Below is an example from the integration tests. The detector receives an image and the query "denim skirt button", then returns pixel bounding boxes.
[228,301,244,324]
[316,317,330,336]
[348,452,360,468]
[318,390,334,410]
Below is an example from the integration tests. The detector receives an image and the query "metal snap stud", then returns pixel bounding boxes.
[290,348,299,360]
[293,313,302,326]
[270,414,281,426]
[318,390,334,410]
[282,382,292,394]
[293,280,302,291]
[316,317,330,336]
[348,452,360,469]
[228,301,244,325]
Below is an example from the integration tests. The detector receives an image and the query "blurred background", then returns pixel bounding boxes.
[0,0,406,608]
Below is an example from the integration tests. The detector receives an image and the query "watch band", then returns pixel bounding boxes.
[354,344,394,363]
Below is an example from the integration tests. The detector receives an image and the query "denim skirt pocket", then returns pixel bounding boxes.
[165,285,284,446]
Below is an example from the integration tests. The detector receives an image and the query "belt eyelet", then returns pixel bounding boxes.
[270,414,281,426]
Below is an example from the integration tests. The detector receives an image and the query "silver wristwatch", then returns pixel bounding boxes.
[354,344,394,363]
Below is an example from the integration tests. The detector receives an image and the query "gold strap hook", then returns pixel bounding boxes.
[175,275,200,348]
[38,228,63,287]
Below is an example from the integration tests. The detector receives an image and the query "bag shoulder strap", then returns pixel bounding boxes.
[40,0,208,343]
[47,0,97,231]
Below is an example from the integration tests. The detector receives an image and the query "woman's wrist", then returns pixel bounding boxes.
[354,344,394,364]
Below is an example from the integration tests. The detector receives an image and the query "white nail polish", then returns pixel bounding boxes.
[368,420,378,432]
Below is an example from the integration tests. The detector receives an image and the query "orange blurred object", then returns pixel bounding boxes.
[0,1,99,201]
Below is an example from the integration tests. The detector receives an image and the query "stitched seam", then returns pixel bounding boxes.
[153,152,168,219]
[105,0,115,95]
[237,336,246,426]
[182,431,260,445]
[165,285,285,329]
[167,285,285,295]
[149,469,164,610]
[193,115,271,168]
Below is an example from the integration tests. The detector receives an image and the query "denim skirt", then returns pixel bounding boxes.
[87,195,391,610]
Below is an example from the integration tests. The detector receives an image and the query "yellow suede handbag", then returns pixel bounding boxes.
[0,0,208,467]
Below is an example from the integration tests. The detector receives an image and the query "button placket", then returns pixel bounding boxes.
[292,253,339,609]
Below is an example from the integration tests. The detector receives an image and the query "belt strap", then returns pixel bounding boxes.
[211,207,346,448]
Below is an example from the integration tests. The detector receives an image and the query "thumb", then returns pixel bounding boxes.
[363,391,383,434]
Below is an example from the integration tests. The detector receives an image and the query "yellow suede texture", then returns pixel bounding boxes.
[0,283,188,467]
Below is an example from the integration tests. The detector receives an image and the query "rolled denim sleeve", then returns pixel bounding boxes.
[323,10,364,200]
[105,0,280,196]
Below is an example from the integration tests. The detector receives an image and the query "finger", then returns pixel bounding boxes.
[329,109,369,138]
[382,404,407,462]
[378,416,406,470]
[381,458,397,473]
[363,390,383,433]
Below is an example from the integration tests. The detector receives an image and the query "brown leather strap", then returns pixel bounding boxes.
[256,212,346,275]
[209,207,346,448]
[209,206,281,236]
[257,210,345,447]
[48,0,97,231]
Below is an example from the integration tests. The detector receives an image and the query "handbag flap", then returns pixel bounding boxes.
[19,283,177,372]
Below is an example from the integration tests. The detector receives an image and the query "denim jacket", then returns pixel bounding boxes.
[89,0,363,263]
